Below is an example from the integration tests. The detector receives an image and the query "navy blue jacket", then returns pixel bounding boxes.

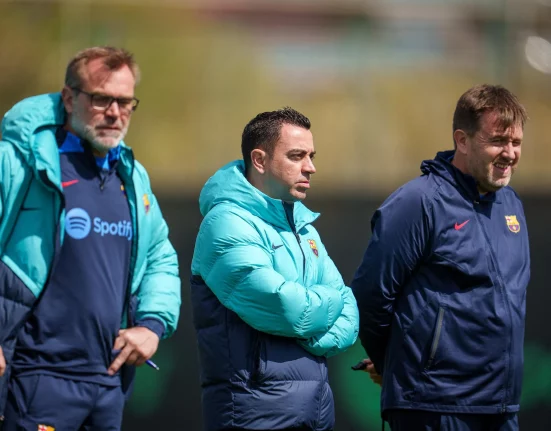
[351,150,530,415]
[190,276,334,431]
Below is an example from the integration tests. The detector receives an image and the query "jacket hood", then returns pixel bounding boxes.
[199,160,319,231]
[420,150,498,202]
[1,93,66,168]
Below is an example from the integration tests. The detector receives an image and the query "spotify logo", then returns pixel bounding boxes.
[65,208,92,239]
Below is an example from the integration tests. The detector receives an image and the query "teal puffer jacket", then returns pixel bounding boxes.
[191,160,358,430]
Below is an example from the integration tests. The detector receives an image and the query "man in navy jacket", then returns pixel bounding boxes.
[351,84,530,431]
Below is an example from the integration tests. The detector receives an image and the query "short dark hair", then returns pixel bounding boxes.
[65,46,140,89]
[452,84,528,148]
[241,107,311,172]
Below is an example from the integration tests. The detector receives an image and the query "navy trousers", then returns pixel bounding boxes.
[3,374,125,431]
[386,410,519,431]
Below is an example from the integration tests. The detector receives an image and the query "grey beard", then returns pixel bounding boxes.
[71,119,126,154]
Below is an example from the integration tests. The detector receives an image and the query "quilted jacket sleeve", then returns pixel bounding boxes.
[192,209,345,338]
[298,240,359,357]
[134,174,181,339]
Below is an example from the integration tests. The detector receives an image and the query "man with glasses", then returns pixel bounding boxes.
[0,46,181,430]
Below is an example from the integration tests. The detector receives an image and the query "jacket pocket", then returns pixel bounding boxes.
[250,333,265,383]
[424,306,445,370]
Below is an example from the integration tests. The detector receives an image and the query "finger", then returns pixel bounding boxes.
[108,345,133,375]
[134,356,147,367]
[113,335,126,351]
[118,329,127,336]
[371,375,383,384]
[125,351,141,366]
[362,359,374,372]
[370,377,382,385]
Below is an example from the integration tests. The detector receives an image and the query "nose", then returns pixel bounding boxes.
[105,100,121,118]
[502,141,516,160]
[303,157,316,174]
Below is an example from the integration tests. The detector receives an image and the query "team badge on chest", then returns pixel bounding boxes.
[143,194,150,214]
[505,215,520,233]
[307,239,319,257]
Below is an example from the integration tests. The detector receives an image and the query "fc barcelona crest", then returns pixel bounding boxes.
[505,215,520,233]
[307,239,319,257]
[143,194,150,214]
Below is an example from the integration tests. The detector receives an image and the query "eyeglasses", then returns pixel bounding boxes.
[71,87,139,113]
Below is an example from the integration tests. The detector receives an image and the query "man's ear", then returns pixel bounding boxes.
[61,86,74,115]
[453,129,469,155]
[251,148,268,174]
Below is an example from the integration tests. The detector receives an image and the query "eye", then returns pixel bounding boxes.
[91,94,112,108]
[117,98,134,108]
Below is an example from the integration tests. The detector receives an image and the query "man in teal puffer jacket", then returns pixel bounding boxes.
[0,46,180,430]
[191,107,359,431]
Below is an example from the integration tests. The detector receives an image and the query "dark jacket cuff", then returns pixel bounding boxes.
[136,318,165,339]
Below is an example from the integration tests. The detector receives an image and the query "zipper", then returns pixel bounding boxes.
[295,231,305,278]
[283,202,306,280]
[118,151,138,327]
[425,307,445,370]
[473,200,513,407]
[99,174,107,191]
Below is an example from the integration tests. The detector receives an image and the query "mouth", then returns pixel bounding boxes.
[296,181,310,188]
[493,161,512,175]
[98,126,121,131]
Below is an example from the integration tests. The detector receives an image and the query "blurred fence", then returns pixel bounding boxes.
[1,0,551,194]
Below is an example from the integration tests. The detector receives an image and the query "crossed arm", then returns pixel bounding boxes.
[193,209,358,356]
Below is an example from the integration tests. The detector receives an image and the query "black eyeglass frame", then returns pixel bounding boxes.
[71,87,140,113]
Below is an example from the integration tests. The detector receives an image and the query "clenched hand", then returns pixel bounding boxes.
[108,327,159,375]
[362,358,382,386]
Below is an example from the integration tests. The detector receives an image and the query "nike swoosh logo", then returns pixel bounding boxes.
[454,220,470,230]
[272,244,284,250]
[62,179,79,188]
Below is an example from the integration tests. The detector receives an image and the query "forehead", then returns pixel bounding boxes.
[478,111,523,139]
[80,58,135,96]
[275,124,314,152]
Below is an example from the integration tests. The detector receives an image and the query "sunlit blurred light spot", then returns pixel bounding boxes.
[525,35,551,74]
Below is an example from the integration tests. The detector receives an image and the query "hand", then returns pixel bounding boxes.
[108,327,160,375]
[0,346,6,377]
[362,358,382,386]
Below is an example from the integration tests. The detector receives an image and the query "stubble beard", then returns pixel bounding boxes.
[473,160,514,193]
[71,115,127,155]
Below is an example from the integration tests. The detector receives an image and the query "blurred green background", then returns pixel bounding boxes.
[2,0,551,429]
